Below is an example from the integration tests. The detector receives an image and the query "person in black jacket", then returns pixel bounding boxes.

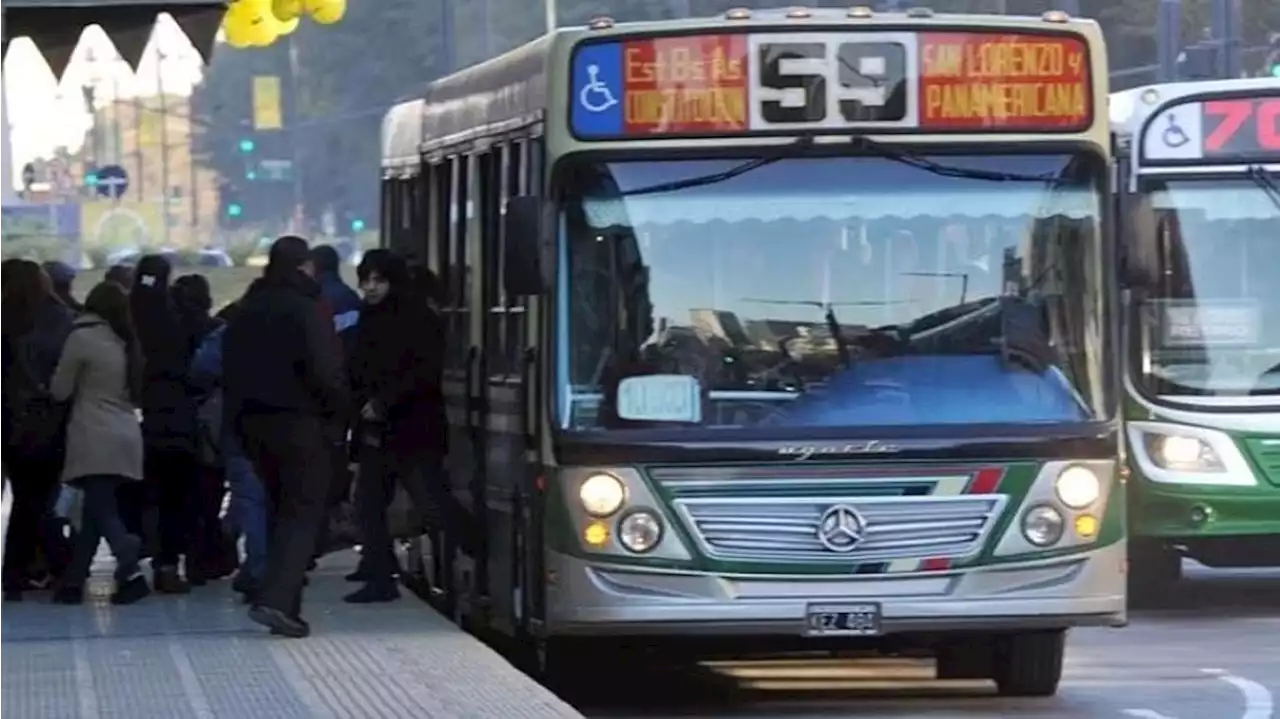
[128,254,201,594]
[3,260,74,600]
[344,250,449,603]
[173,274,237,583]
[224,236,348,637]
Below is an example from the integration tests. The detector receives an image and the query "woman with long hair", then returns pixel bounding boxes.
[2,259,74,601]
[49,282,150,604]
[125,254,200,593]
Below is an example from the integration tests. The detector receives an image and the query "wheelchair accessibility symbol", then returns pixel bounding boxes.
[579,64,618,113]
[1162,112,1190,149]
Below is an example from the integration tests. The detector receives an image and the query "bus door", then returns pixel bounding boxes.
[478,138,542,635]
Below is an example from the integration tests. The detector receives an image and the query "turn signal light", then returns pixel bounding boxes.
[583,521,610,547]
[1074,514,1099,539]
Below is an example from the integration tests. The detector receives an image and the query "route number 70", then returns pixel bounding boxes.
[1203,98,1280,153]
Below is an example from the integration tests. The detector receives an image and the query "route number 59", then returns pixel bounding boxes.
[752,38,908,128]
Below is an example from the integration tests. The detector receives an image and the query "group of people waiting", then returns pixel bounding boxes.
[3,235,452,638]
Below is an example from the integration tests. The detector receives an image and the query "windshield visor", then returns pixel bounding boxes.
[556,153,1108,432]
[1129,177,1280,404]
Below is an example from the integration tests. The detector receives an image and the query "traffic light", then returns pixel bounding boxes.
[350,218,366,232]
[1266,33,1280,77]
[220,181,245,226]
[238,138,256,153]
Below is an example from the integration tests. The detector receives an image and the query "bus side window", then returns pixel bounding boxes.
[505,138,529,376]
[480,147,504,376]
[447,155,470,372]
[380,176,397,250]
[429,160,449,293]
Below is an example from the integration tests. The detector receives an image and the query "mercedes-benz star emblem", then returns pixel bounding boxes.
[817,504,866,553]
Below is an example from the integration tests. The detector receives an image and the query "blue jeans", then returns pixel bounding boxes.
[225,439,267,581]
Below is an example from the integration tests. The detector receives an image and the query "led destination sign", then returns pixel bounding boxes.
[919,33,1090,130]
[570,29,1094,139]
[1141,93,1280,164]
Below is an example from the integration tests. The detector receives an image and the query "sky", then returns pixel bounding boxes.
[3,14,207,192]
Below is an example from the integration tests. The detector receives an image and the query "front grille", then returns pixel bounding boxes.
[1243,438,1280,486]
[673,495,1005,564]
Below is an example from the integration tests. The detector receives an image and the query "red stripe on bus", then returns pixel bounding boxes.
[966,467,1005,494]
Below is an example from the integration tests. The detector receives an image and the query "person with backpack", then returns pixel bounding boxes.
[3,260,74,601]
[49,282,151,605]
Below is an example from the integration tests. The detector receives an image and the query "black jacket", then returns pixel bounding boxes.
[224,270,348,419]
[349,292,445,457]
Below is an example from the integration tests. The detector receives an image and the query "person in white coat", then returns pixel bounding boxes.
[49,282,151,605]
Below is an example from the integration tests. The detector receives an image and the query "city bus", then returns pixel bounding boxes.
[1110,78,1280,603]
[381,7,1122,696]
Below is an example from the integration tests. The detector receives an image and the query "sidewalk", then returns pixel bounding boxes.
[1,550,583,719]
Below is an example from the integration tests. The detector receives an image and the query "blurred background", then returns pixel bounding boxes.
[3,0,1278,306]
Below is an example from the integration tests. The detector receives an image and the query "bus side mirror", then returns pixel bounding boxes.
[503,195,544,296]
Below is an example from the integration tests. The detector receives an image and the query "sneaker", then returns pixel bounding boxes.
[111,575,151,605]
[343,583,400,604]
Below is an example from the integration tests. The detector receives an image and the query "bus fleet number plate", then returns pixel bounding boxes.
[804,602,882,637]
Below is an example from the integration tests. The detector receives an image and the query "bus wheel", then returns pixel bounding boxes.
[991,630,1066,697]
[1128,539,1181,607]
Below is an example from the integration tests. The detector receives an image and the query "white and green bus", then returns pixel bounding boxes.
[383,7,1123,696]
[1110,77,1280,602]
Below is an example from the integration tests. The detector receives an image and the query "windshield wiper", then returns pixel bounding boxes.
[621,137,815,197]
[1247,165,1280,211]
[849,135,1060,183]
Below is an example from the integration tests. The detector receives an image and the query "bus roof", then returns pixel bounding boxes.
[382,9,1105,169]
[1110,76,1280,137]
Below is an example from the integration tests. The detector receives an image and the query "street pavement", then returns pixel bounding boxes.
[575,563,1280,719]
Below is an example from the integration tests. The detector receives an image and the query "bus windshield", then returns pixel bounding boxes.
[1130,175,1280,404]
[555,152,1109,432]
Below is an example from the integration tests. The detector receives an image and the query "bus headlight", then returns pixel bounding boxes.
[579,473,627,517]
[618,511,663,553]
[1148,433,1224,472]
[1022,505,1065,547]
[1055,466,1101,509]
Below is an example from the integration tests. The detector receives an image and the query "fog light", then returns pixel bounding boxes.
[583,521,610,547]
[1074,514,1099,539]
[618,511,663,553]
[1022,505,1065,547]
[1189,505,1213,526]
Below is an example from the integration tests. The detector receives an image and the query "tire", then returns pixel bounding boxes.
[992,630,1066,697]
[1128,538,1181,608]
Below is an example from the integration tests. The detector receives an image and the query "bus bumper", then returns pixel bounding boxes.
[544,542,1127,636]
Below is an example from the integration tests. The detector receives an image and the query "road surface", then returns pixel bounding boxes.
[573,564,1279,719]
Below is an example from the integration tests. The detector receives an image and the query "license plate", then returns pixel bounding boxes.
[804,602,882,637]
